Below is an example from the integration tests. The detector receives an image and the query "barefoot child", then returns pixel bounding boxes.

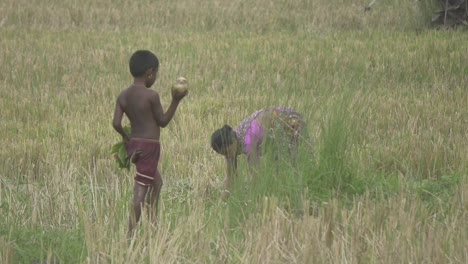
[112,50,188,236]
[210,106,310,198]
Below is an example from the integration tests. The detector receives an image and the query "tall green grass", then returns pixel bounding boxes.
[1,0,467,263]
[0,0,437,32]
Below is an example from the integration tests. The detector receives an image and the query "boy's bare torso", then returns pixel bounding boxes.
[118,85,161,140]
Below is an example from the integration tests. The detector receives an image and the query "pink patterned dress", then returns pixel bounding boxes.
[233,106,305,160]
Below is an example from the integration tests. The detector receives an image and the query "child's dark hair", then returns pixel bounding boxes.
[129,50,159,77]
[211,125,236,152]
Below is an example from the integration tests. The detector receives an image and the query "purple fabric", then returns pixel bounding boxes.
[244,120,264,156]
[126,138,161,186]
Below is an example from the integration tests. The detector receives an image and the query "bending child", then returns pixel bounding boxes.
[112,50,188,237]
[210,106,310,198]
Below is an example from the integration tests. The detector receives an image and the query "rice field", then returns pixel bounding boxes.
[0,0,467,263]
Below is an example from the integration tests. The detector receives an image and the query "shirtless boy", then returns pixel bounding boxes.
[112,50,188,236]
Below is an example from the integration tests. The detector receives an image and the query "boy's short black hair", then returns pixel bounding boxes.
[211,125,236,153]
[129,50,159,77]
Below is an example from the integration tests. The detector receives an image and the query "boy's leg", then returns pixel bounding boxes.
[128,183,148,238]
[147,169,163,226]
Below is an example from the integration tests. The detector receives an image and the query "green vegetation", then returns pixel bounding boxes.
[1,0,467,263]
[111,126,131,170]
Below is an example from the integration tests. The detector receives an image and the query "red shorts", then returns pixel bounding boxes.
[126,138,161,186]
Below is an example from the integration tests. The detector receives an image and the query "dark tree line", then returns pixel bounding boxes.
[432,0,468,26]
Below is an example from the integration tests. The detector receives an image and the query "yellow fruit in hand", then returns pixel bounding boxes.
[172,77,188,93]
[176,77,188,85]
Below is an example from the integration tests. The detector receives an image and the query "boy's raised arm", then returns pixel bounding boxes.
[150,90,187,127]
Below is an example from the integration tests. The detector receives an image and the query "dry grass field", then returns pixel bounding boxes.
[0,0,467,263]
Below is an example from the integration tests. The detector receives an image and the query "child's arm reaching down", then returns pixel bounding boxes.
[112,96,130,143]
